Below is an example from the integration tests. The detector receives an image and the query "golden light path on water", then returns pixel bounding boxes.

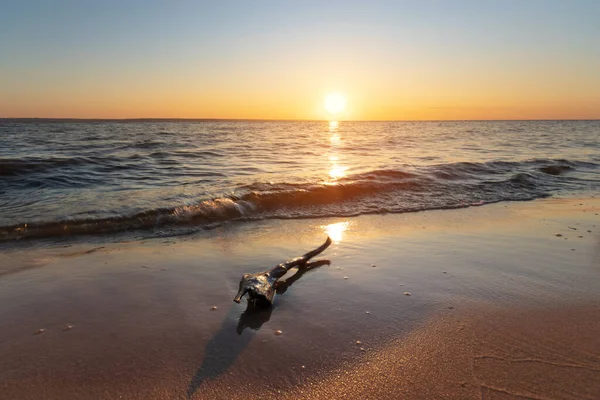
[329,165,348,180]
[322,121,350,244]
[323,221,349,244]
[329,133,341,145]
[327,120,347,182]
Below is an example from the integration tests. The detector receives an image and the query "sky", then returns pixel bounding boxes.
[1,0,599,120]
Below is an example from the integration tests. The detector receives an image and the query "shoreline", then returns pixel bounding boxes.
[1,197,599,399]
[0,192,593,253]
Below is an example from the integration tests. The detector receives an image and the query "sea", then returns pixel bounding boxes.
[1,119,599,245]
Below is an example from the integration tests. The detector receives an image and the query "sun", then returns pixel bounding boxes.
[324,92,346,114]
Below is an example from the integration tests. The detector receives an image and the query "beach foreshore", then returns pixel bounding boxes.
[1,198,599,399]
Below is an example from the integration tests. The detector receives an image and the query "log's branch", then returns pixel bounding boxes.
[233,237,332,307]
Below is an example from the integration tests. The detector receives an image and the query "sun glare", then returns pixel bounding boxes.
[324,93,346,114]
[324,222,349,244]
[329,165,348,180]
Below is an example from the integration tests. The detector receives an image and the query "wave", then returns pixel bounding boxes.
[1,158,597,242]
[0,155,136,177]
[0,150,226,180]
[539,165,573,175]
[0,157,91,176]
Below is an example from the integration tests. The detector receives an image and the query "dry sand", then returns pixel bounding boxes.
[0,197,599,399]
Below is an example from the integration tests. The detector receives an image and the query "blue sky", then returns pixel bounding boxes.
[1,0,599,119]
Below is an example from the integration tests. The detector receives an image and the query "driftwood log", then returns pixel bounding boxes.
[235,258,330,334]
[233,236,332,307]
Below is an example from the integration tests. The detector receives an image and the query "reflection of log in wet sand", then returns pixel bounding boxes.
[0,198,599,399]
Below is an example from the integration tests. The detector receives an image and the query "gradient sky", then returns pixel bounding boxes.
[1,0,599,120]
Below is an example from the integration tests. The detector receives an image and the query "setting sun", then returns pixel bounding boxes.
[324,93,347,115]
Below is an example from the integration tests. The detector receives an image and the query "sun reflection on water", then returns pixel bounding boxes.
[329,165,348,180]
[326,120,347,182]
[323,221,349,244]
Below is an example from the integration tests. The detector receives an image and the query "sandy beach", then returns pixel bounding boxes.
[1,197,599,399]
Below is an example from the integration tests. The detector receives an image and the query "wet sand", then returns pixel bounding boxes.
[0,198,599,399]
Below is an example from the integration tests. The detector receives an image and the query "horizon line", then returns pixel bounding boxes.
[2,117,599,123]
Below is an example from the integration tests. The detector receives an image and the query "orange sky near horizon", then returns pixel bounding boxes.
[4,59,599,120]
[4,79,598,121]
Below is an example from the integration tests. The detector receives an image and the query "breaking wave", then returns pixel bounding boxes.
[1,158,597,242]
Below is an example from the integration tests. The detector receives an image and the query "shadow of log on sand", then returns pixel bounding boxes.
[186,259,330,398]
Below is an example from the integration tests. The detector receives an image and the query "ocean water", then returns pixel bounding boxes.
[1,119,599,243]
